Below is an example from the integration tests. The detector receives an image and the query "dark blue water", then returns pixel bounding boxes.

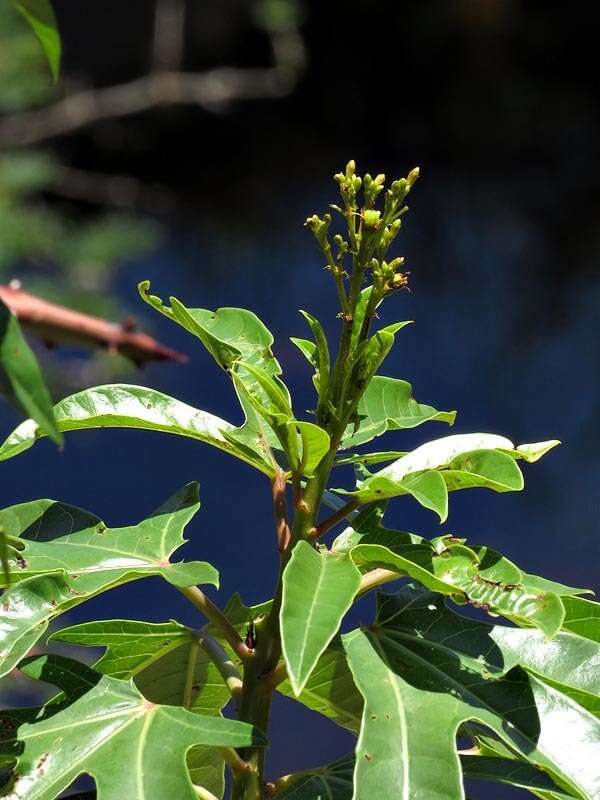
[1,172,597,797]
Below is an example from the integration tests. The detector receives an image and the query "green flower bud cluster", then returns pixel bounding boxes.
[306,160,419,318]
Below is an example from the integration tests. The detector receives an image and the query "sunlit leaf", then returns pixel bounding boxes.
[0,668,265,800]
[0,298,61,446]
[51,619,231,715]
[335,433,559,520]
[343,585,600,800]
[0,484,218,679]
[0,384,275,475]
[281,541,361,695]
[341,376,456,448]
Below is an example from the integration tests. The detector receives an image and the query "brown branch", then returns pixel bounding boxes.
[0,29,307,148]
[307,499,359,543]
[272,470,291,553]
[0,284,186,366]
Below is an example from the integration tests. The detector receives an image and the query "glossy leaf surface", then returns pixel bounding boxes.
[336,433,559,520]
[0,384,274,475]
[0,672,265,800]
[343,586,600,800]
[0,299,61,445]
[52,619,231,715]
[341,375,456,448]
[0,484,218,679]
[281,541,361,695]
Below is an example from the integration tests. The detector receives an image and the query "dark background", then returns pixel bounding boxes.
[1,2,599,798]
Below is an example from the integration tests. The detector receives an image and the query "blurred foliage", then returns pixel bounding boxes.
[0,9,159,386]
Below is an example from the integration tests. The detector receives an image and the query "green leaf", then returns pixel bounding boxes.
[343,586,600,800]
[561,596,600,643]
[341,376,456,448]
[0,482,215,588]
[50,623,231,795]
[0,484,218,679]
[0,673,265,800]
[280,541,361,695]
[277,643,363,733]
[11,0,61,81]
[0,298,61,446]
[334,451,408,468]
[336,433,559,520]
[298,309,330,400]
[296,421,330,476]
[274,755,354,799]
[138,283,282,391]
[0,384,275,475]
[51,619,231,715]
[460,755,576,798]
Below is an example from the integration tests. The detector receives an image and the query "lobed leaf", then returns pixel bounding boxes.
[280,541,361,695]
[51,619,231,715]
[0,671,265,800]
[0,484,218,679]
[343,585,600,800]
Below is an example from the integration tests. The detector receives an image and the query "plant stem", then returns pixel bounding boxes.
[308,498,359,542]
[357,567,400,598]
[182,636,199,709]
[178,585,250,662]
[197,631,243,706]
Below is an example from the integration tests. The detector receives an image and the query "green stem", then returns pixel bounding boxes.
[197,631,243,707]
[178,585,250,662]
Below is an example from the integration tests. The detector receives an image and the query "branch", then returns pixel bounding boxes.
[307,499,359,542]
[178,585,251,662]
[357,567,400,598]
[0,29,307,147]
[0,283,186,366]
[272,470,291,553]
[197,630,243,706]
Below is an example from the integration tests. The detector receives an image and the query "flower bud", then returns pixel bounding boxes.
[345,160,356,178]
[407,167,420,187]
[363,209,381,229]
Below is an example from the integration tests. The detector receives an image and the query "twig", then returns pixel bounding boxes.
[272,470,291,553]
[197,631,243,706]
[218,747,252,776]
[178,585,250,662]
[308,499,359,542]
[0,284,186,366]
[0,28,306,147]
